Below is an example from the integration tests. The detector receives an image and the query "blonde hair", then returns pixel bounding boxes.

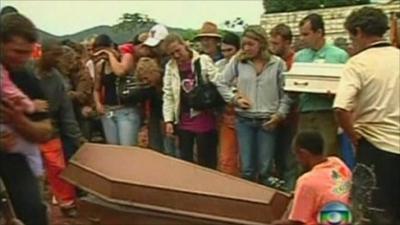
[135,57,162,82]
[163,33,187,49]
[238,25,271,63]
[138,32,149,43]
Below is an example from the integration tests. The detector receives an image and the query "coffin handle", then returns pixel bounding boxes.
[294,81,309,86]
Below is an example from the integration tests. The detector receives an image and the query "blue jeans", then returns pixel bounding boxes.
[235,116,277,186]
[340,133,355,169]
[101,106,141,146]
[147,114,179,157]
[163,136,179,157]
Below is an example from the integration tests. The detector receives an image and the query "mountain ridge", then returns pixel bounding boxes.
[38,24,197,44]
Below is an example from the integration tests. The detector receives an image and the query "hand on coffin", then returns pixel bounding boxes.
[321,90,335,99]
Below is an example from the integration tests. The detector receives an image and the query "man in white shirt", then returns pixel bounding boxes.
[334,7,400,225]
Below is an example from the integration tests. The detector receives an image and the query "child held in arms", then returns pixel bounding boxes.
[0,64,48,176]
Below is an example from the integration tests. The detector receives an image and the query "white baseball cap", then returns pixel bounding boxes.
[144,24,169,47]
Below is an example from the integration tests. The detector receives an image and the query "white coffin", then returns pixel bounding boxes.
[283,63,345,94]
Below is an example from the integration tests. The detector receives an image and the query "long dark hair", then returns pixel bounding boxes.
[93,34,114,50]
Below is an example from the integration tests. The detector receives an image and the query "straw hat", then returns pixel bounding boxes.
[194,21,222,41]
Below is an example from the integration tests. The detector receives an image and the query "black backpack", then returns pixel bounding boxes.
[186,58,225,110]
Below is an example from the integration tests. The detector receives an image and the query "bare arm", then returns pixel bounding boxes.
[93,62,105,114]
[333,60,363,149]
[14,118,52,143]
[107,51,134,76]
[1,99,52,143]
[335,108,360,148]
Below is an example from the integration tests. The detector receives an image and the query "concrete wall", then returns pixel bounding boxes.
[260,1,400,43]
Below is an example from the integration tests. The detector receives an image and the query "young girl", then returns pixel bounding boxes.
[162,33,219,169]
[216,26,291,186]
[0,64,44,176]
[93,34,141,146]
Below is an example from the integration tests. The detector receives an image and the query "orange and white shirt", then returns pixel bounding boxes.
[289,157,352,225]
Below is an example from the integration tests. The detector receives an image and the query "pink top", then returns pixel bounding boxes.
[289,157,352,225]
[0,65,42,177]
[1,64,35,113]
[177,61,216,133]
[179,111,216,133]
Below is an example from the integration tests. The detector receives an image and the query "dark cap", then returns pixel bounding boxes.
[222,32,240,50]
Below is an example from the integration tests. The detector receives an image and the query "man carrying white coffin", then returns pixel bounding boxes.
[334,7,400,224]
[295,13,349,156]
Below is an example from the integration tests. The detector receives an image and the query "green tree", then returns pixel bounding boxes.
[299,0,322,10]
[323,0,356,7]
[180,29,198,41]
[263,0,288,13]
[285,0,301,12]
[223,17,248,30]
[263,0,370,13]
[353,0,370,5]
[114,13,156,32]
[264,0,321,13]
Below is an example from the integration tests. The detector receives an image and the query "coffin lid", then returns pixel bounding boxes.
[62,144,291,224]
[284,62,345,77]
[65,143,287,204]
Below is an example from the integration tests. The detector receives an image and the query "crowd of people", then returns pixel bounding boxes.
[0,4,399,225]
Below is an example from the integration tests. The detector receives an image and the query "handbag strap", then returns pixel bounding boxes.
[276,62,284,100]
[233,58,239,77]
[194,58,205,85]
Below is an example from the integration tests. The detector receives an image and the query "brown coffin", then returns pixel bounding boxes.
[78,195,246,225]
[62,143,291,225]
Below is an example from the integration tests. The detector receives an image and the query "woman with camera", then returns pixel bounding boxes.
[162,33,219,169]
[216,26,291,186]
[92,34,141,146]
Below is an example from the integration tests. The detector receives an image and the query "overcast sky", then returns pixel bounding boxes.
[2,0,264,36]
